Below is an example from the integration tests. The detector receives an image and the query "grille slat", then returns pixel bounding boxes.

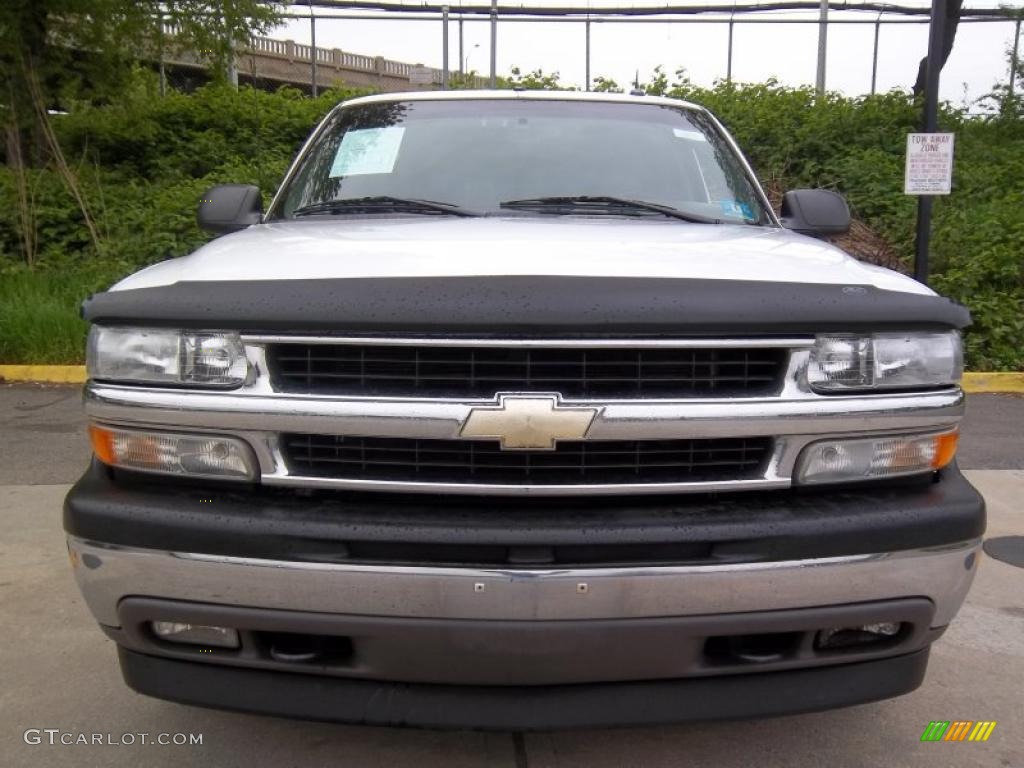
[282,435,772,486]
[268,343,787,398]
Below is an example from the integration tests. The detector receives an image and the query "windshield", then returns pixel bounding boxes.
[271,99,770,225]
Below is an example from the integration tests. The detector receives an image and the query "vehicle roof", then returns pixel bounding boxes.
[339,89,705,112]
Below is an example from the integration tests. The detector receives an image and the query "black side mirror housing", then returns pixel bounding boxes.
[197,184,262,235]
[780,189,851,237]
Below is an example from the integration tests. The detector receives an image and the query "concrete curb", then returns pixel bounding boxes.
[2,365,1022,393]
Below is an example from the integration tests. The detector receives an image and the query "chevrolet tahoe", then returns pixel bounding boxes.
[65,90,984,729]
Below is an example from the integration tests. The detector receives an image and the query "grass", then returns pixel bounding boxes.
[0,266,123,364]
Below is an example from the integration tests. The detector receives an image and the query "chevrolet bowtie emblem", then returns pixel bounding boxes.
[459,395,600,450]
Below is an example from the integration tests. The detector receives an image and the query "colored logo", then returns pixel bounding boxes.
[921,721,997,742]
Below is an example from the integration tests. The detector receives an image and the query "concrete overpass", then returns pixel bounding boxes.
[161,25,487,93]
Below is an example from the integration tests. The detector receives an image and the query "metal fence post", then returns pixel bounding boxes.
[727,15,734,83]
[157,15,166,96]
[871,14,881,95]
[585,18,591,90]
[309,1,318,97]
[1011,18,1021,98]
[489,0,497,88]
[816,0,828,95]
[442,5,449,89]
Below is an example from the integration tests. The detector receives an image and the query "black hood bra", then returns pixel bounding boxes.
[82,275,970,334]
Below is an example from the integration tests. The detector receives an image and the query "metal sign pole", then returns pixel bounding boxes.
[913,0,948,285]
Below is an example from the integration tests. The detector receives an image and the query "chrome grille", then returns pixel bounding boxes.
[281,435,772,486]
[267,343,788,398]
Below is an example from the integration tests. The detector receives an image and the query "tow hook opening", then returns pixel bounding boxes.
[257,631,354,665]
[703,631,802,664]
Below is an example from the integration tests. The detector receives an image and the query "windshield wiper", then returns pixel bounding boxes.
[499,196,723,224]
[293,196,480,218]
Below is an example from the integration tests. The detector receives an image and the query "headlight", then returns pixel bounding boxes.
[807,331,962,392]
[89,424,257,480]
[796,430,958,485]
[87,327,248,388]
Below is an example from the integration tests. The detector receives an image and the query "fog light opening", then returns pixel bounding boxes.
[151,620,240,649]
[815,622,903,651]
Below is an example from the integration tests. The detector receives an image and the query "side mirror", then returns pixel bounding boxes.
[197,184,262,235]
[780,189,851,237]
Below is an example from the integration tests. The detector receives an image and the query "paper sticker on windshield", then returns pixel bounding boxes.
[329,126,405,177]
[719,200,754,219]
[672,128,707,142]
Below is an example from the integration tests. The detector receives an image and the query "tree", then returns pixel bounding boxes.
[639,67,690,97]
[505,66,571,91]
[643,65,670,96]
[976,44,1024,118]
[0,1,280,261]
[591,76,623,93]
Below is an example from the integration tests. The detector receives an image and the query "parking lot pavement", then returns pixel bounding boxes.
[1,384,1022,767]
[0,384,90,485]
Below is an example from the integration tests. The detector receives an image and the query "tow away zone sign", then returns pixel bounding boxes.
[905,133,955,195]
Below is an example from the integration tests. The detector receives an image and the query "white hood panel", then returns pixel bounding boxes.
[113,217,931,297]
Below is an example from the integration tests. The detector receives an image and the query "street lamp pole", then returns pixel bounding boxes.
[465,43,479,75]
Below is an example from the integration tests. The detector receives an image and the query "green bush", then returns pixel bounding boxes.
[0,76,1021,369]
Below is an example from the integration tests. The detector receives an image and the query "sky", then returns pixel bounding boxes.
[272,1,1023,108]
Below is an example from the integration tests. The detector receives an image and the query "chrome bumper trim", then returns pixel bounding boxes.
[240,335,817,349]
[84,379,964,495]
[257,472,792,496]
[69,537,980,629]
[84,384,964,441]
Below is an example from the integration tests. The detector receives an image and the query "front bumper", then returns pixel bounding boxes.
[70,536,979,629]
[67,536,979,724]
[64,463,984,727]
[117,645,933,730]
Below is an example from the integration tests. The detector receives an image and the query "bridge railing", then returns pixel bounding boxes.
[161,21,466,86]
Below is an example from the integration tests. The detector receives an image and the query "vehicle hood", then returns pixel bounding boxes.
[112,217,931,296]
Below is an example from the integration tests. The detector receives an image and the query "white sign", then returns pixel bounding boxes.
[904,133,955,195]
[409,66,434,85]
[329,127,406,177]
